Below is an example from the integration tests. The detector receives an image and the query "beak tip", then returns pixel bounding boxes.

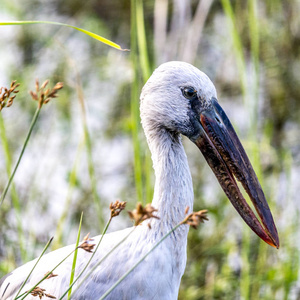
[267,234,280,249]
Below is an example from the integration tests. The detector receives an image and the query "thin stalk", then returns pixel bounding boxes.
[0,114,12,175]
[68,212,83,300]
[251,237,267,299]
[135,0,153,204]
[59,216,113,300]
[98,223,182,300]
[0,114,26,261]
[53,137,85,249]
[0,21,126,51]
[84,123,104,228]
[220,0,248,106]
[131,0,144,204]
[240,228,251,300]
[16,245,77,300]
[136,0,151,80]
[69,227,136,298]
[14,237,54,299]
[56,45,104,231]
[0,106,41,206]
[73,55,104,229]
[248,0,259,133]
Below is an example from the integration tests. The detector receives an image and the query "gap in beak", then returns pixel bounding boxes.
[235,178,261,226]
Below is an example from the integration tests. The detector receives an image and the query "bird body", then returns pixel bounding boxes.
[0,61,279,299]
[1,225,185,299]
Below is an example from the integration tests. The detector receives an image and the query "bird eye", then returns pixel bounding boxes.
[182,87,197,99]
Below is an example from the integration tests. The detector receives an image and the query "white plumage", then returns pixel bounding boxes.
[0,61,278,299]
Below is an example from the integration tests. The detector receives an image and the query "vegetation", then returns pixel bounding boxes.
[0,0,299,299]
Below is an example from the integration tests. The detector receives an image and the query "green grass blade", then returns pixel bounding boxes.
[53,137,85,249]
[135,0,153,204]
[71,57,105,229]
[68,212,83,300]
[136,0,151,80]
[0,114,27,261]
[130,0,144,204]
[59,217,113,300]
[16,246,77,300]
[14,237,54,299]
[83,124,105,228]
[220,0,247,104]
[248,0,259,132]
[70,227,136,298]
[98,223,181,300]
[0,21,128,51]
[0,107,41,206]
[130,0,154,205]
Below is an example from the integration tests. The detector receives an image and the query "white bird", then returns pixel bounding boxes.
[0,61,279,300]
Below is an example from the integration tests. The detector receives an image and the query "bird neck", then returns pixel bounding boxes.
[146,128,194,235]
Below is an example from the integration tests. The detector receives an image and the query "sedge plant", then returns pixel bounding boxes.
[98,208,208,300]
[0,80,63,207]
[58,200,127,299]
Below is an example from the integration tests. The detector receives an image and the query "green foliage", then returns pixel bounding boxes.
[0,0,299,299]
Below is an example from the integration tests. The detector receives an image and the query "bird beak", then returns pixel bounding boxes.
[191,97,279,248]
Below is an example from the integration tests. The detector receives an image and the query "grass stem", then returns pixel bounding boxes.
[69,227,136,298]
[16,244,76,300]
[98,223,181,300]
[67,212,83,300]
[59,216,113,300]
[15,237,54,299]
[0,107,41,206]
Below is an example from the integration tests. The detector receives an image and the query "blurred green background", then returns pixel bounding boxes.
[1,0,300,299]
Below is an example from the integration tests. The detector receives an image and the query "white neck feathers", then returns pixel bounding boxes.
[146,128,194,235]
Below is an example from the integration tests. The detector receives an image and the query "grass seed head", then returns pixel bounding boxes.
[29,80,64,108]
[128,203,159,226]
[45,271,58,279]
[181,209,208,229]
[35,79,39,92]
[0,80,20,111]
[78,233,95,253]
[41,80,49,89]
[184,206,190,215]
[110,200,127,218]
[27,286,56,299]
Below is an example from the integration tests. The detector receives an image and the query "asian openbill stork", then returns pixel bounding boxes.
[0,61,279,299]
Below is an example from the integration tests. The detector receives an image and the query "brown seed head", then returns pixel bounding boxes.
[41,80,49,89]
[27,286,56,299]
[45,271,58,279]
[53,82,63,90]
[110,200,127,218]
[45,293,56,299]
[78,233,95,253]
[0,80,20,111]
[128,203,159,226]
[6,98,14,108]
[30,91,38,101]
[29,80,64,108]
[181,209,208,229]
[184,206,190,215]
[35,79,39,92]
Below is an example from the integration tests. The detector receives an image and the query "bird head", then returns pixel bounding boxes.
[140,61,279,249]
